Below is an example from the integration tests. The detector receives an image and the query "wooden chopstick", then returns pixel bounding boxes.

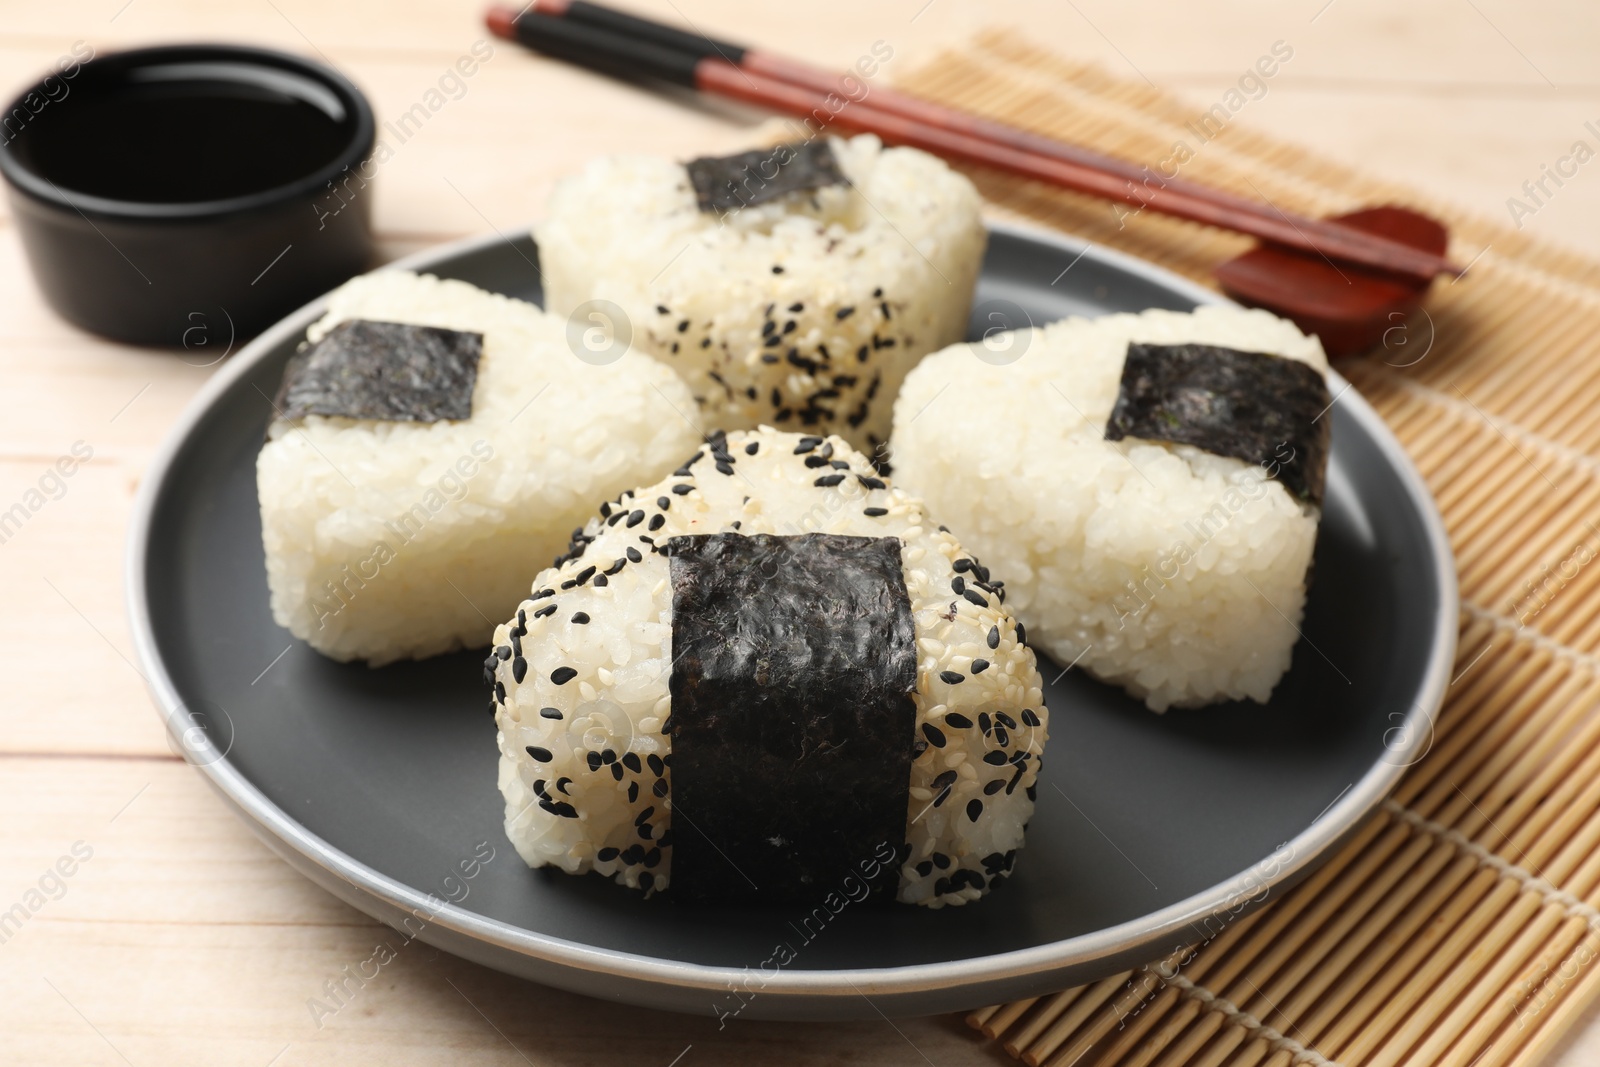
[498,2,1461,280]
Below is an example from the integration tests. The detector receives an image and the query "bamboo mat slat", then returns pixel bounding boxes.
[895,28,1600,1067]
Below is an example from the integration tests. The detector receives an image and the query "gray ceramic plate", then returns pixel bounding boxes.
[126,222,1456,1020]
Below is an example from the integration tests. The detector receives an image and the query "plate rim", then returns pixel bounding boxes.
[124,219,1459,1007]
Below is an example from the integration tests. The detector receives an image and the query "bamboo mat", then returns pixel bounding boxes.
[893,28,1600,1067]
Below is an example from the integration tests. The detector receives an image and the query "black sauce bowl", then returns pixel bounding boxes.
[0,44,375,346]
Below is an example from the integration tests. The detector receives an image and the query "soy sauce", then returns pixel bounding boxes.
[14,61,352,203]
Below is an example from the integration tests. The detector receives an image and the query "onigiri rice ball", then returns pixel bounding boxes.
[536,135,986,460]
[490,427,1047,907]
[891,305,1331,711]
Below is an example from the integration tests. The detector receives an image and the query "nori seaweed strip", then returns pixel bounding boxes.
[666,532,917,905]
[276,319,483,423]
[685,141,850,215]
[1105,342,1332,506]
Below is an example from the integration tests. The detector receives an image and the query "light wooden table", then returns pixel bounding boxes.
[2,1,1598,1064]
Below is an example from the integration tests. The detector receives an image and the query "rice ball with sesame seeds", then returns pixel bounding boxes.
[535,135,986,461]
[489,427,1047,908]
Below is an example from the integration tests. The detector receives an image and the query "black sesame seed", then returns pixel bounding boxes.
[782,320,797,335]
[921,723,946,748]
[716,461,735,476]
[676,319,690,333]
[611,763,625,781]
[639,872,655,891]
[575,565,596,585]
[952,559,972,573]
[771,265,784,274]
[932,852,950,870]
[628,782,639,803]
[1016,622,1027,645]
[933,785,953,807]
[939,670,964,685]
[534,604,557,619]
[598,847,620,862]
[932,770,958,789]
[625,510,645,528]
[994,726,1009,747]
[657,496,671,510]
[648,514,665,531]
[647,753,665,776]
[525,745,552,762]
[967,799,984,822]
[984,779,1006,795]
[512,657,528,683]
[963,590,988,607]
[531,589,554,601]
[745,441,760,455]
[601,749,616,765]
[495,681,506,704]
[551,667,577,685]
[671,484,692,496]
[945,712,974,729]
[971,659,990,675]
[951,576,966,595]
[857,475,886,490]
[836,306,855,320]
[593,574,608,587]
[623,752,643,774]
[637,821,653,838]
[983,751,1009,766]
[762,320,777,337]
[571,612,591,625]
[997,711,1018,729]
[1021,709,1041,727]
[586,751,603,771]
[916,860,934,877]
[864,507,888,517]
[495,645,512,661]
[856,345,869,362]
[653,778,669,797]
[814,473,846,487]
[626,547,643,563]
[539,707,563,720]
[988,626,1001,650]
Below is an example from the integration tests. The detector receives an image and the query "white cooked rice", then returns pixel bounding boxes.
[491,427,1047,907]
[536,135,986,458]
[890,305,1329,712]
[257,270,701,665]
